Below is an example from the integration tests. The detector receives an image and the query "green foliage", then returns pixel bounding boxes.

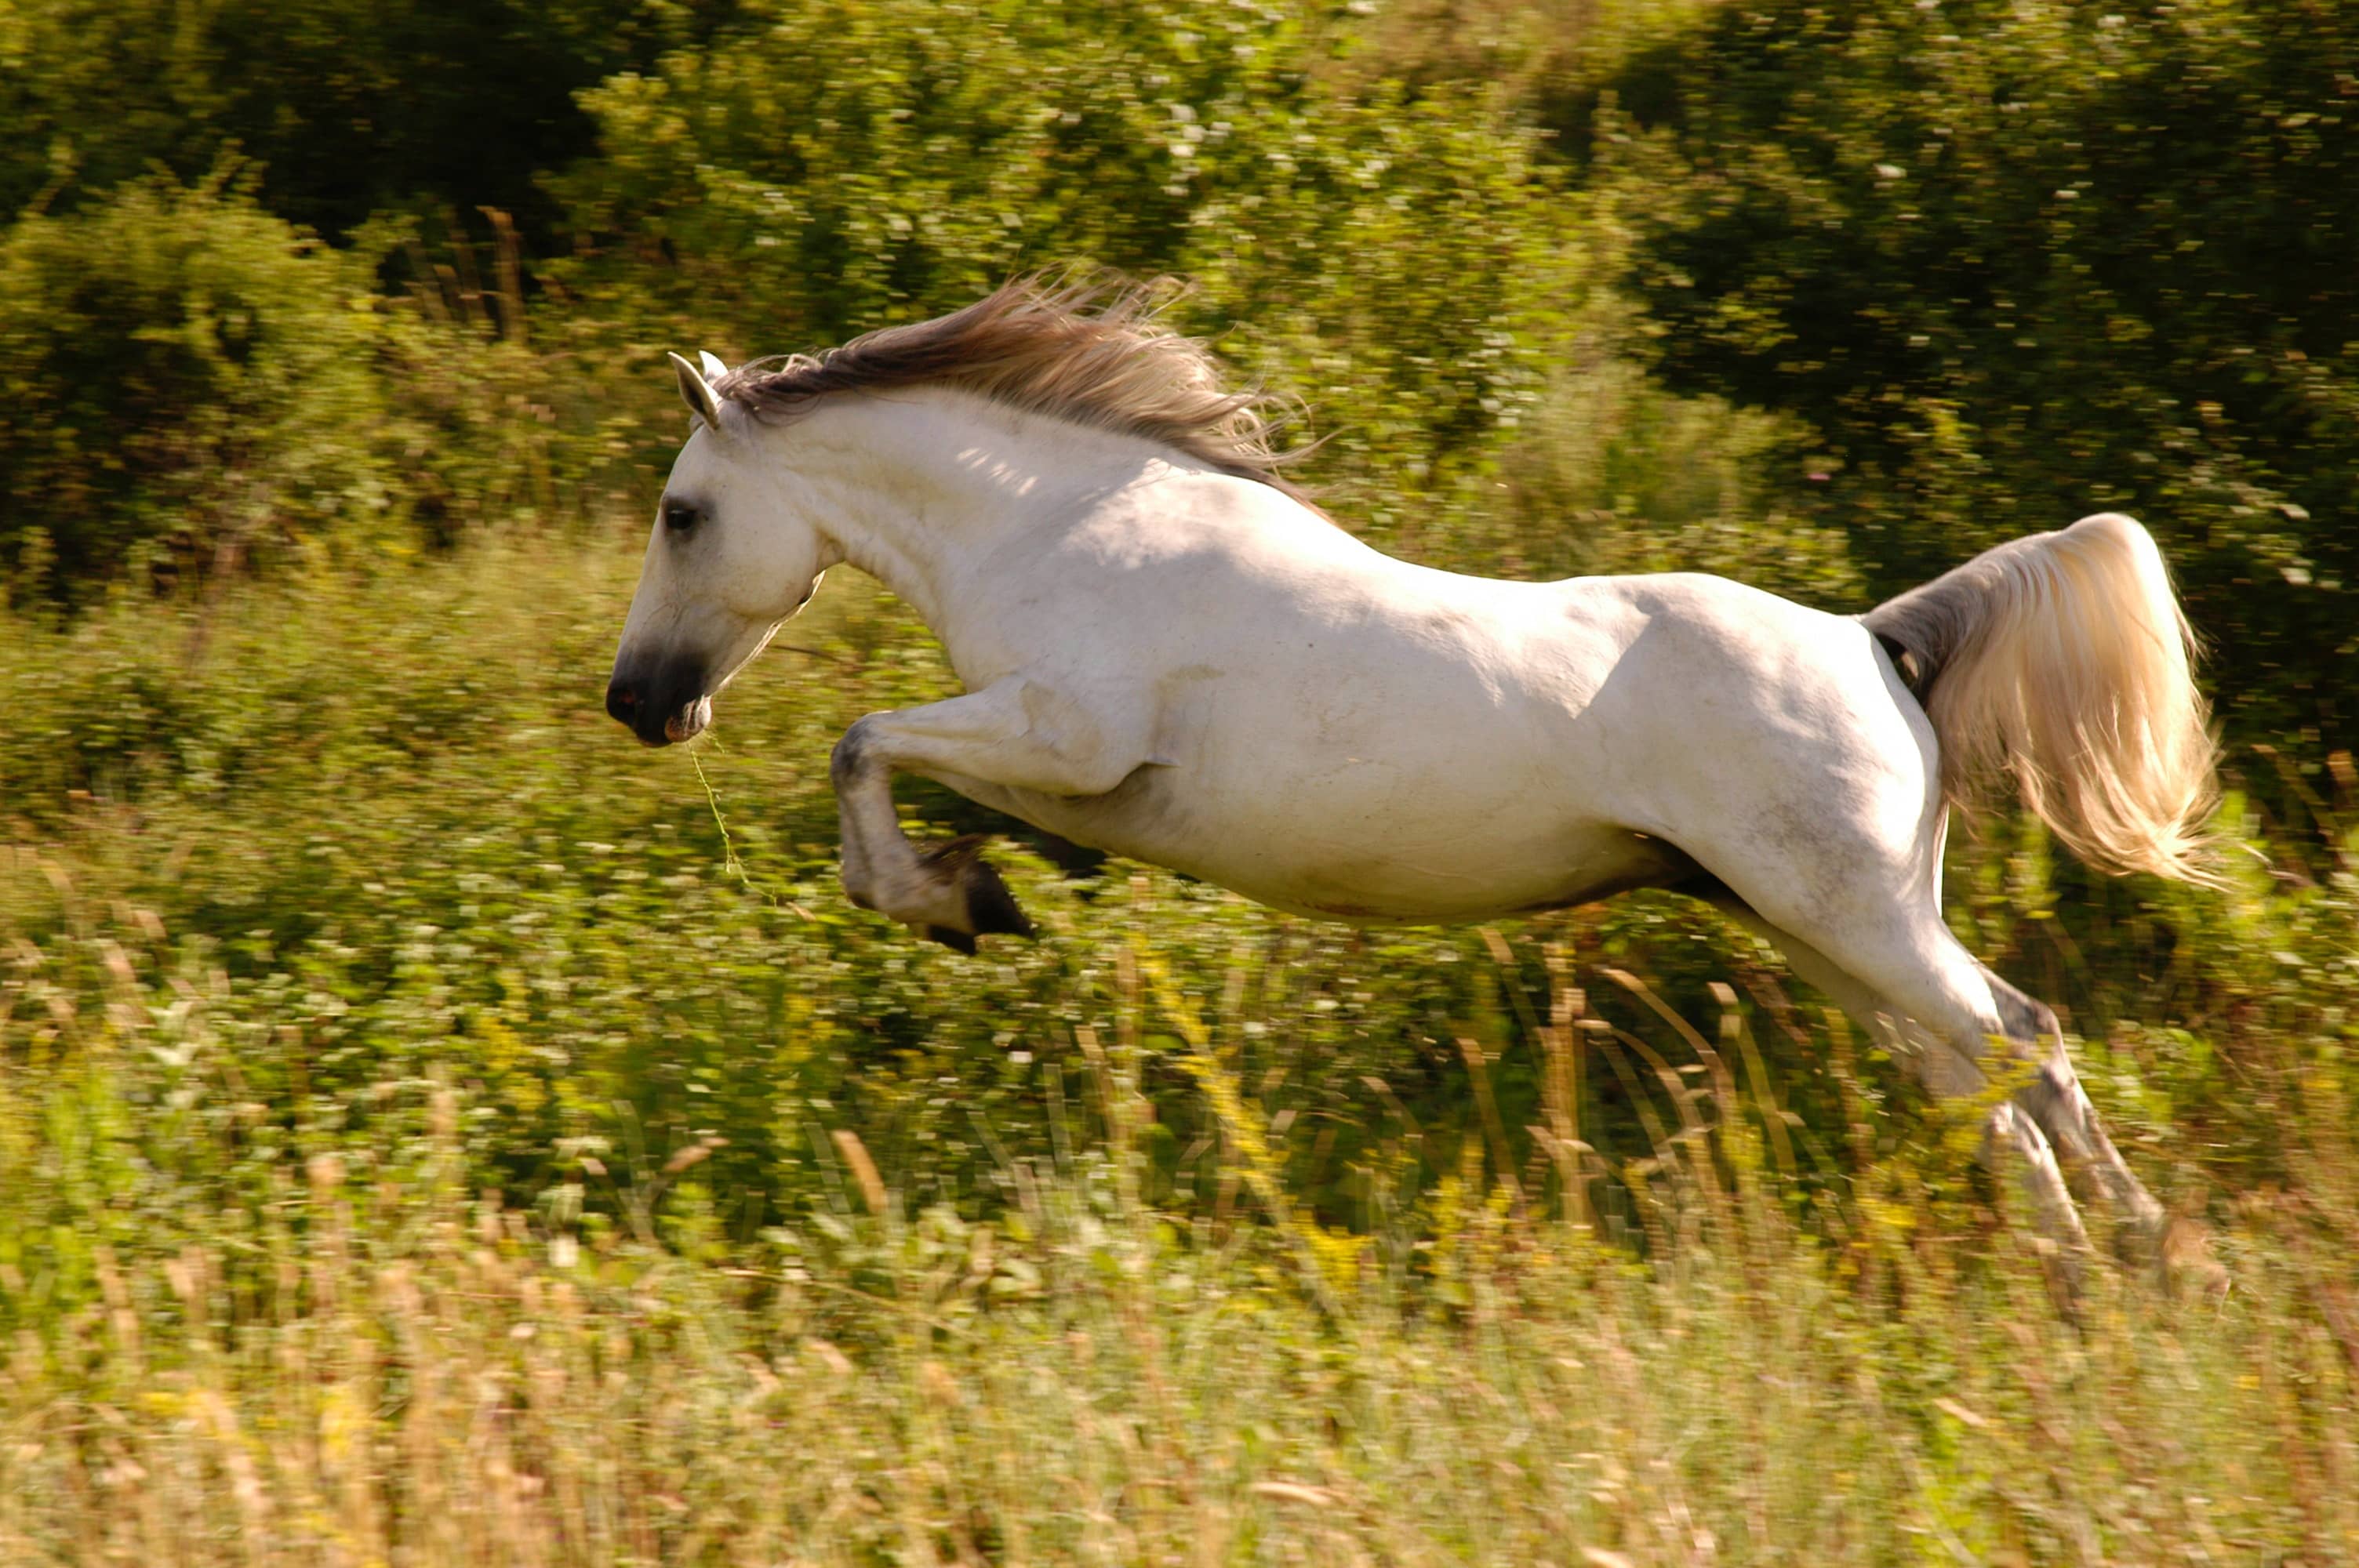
[0,0,717,241]
[0,173,678,598]
[556,0,1564,545]
[0,172,387,592]
[1611,0,2359,742]
[5,1077,2353,1564]
[558,0,1310,336]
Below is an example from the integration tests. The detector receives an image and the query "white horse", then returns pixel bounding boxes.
[606,279,2219,1257]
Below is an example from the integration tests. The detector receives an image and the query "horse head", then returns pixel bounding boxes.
[605,351,831,746]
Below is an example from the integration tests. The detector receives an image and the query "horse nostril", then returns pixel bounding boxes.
[606,681,640,724]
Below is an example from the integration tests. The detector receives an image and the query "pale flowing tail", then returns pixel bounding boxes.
[1864,513,2221,884]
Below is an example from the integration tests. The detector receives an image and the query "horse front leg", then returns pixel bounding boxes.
[828,676,1151,952]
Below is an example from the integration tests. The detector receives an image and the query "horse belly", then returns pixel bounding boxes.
[980,766,1681,925]
[1227,818,1688,924]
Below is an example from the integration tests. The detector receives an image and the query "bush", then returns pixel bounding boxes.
[553,0,1565,554]
[1608,0,2359,747]
[0,0,697,245]
[0,173,389,595]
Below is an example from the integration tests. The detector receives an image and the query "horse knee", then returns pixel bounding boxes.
[1982,972,2091,1135]
[831,716,881,790]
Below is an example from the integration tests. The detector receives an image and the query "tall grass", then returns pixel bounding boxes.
[2,535,2356,1564]
[4,960,2356,1565]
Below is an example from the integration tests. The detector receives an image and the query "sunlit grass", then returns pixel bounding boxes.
[3,993,2354,1565]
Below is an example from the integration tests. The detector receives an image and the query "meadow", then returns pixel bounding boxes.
[5,531,2357,1564]
[2,0,2357,1562]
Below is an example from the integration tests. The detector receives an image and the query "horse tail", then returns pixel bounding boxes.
[1863,512,2221,884]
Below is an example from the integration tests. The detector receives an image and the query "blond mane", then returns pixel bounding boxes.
[714,276,1313,497]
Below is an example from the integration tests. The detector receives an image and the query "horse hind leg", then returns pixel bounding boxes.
[1709,896,2099,1270]
[1983,969,2168,1252]
[1710,901,1972,1091]
[1988,1100,2092,1303]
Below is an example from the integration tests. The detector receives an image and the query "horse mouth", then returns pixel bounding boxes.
[607,658,711,747]
[662,698,712,745]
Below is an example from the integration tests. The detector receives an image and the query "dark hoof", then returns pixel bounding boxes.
[963,858,1034,939]
[1029,829,1109,879]
[922,924,978,955]
[916,836,1036,946]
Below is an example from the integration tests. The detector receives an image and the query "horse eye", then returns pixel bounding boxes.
[663,503,700,534]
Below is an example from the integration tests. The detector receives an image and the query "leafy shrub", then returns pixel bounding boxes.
[0,0,702,244]
[554,0,1564,553]
[1608,0,2359,746]
[0,172,388,593]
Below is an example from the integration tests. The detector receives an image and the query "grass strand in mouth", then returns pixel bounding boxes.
[691,741,814,922]
[690,744,750,887]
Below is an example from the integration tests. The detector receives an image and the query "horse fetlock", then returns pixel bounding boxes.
[854,836,1035,949]
[2020,1054,2168,1246]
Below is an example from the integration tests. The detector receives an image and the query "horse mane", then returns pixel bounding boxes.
[711,275,1317,500]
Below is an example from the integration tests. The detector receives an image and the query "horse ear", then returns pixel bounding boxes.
[698,350,730,382]
[667,351,724,429]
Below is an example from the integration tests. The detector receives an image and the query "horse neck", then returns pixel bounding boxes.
[790,388,1143,654]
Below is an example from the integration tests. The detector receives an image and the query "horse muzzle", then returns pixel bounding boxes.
[605,659,711,747]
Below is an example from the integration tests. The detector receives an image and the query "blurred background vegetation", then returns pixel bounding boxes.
[2,0,2356,1561]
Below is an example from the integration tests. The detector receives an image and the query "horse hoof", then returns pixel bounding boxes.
[910,837,1034,946]
[921,924,979,955]
[961,858,1035,939]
